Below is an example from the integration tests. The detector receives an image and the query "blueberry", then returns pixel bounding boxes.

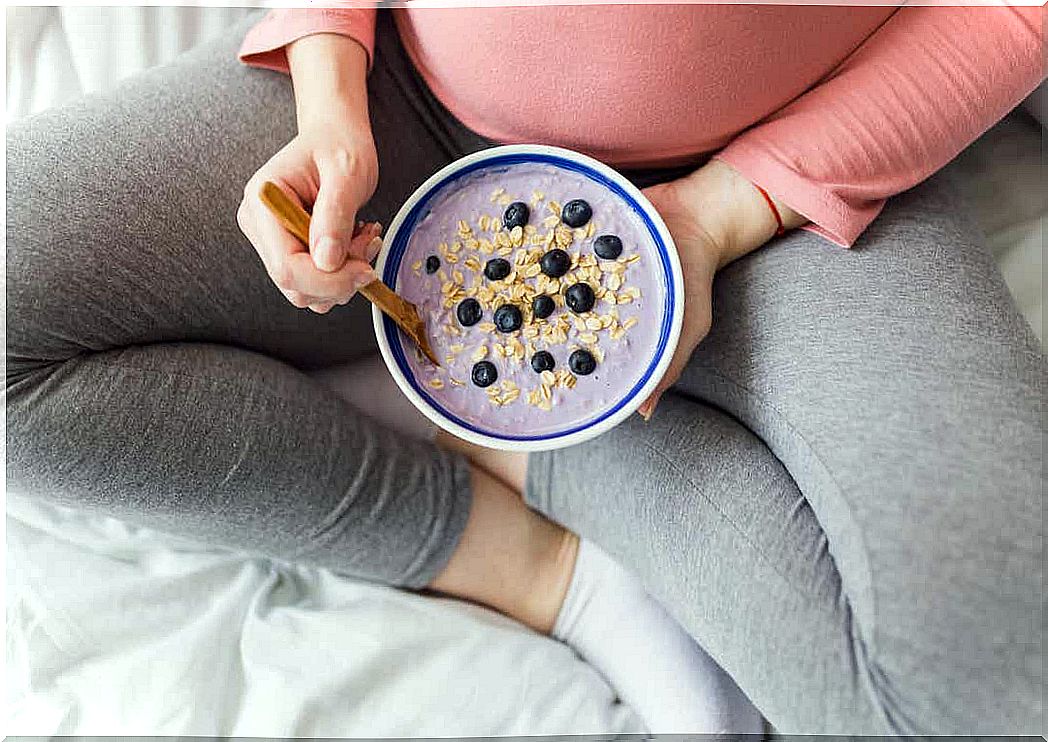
[503,201,530,230]
[565,282,596,314]
[493,304,523,333]
[593,234,623,260]
[569,349,597,376]
[539,248,571,278]
[484,258,512,281]
[530,351,555,373]
[531,294,555,319]
[471,361,498,388]
[561,199,592,228]
[456,297,482,327]
[425,255,440,274]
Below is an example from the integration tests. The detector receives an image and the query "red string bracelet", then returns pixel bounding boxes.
[754,184,786,236]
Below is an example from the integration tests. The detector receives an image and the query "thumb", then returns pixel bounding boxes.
[637,309,711,421]
[310,170,360,273]
[343,257,378,295]
[637,358,682,422]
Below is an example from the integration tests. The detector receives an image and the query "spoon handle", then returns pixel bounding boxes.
[258,181,440,366]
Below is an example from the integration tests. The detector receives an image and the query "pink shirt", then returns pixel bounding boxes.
[240,5,1044,246]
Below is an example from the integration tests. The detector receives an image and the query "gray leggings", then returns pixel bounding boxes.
[6,11,1043,736]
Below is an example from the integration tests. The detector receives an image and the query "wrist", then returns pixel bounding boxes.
[678,159,805,269]
[287,33,372,138]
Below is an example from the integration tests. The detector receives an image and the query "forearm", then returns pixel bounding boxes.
[287,33,372,137]
[715,6,1044,247]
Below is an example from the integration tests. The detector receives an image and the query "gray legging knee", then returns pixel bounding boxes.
[526,173,1044,734]
[4,13,488,589]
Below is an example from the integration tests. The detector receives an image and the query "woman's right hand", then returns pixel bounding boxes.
[236,32,379,314]
[238,127,380,314]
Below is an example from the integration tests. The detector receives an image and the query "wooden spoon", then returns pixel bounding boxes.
[259,181,439,366]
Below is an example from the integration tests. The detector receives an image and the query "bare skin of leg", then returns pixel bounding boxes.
[429,432,574,634]
[436,431,529,494]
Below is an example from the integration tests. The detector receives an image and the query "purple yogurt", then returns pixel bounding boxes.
[396,162,666,439]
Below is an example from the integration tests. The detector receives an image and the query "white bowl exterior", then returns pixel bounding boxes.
[372,144,684,452]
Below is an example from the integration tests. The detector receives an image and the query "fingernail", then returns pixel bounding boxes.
[638,391,663,421]
[365,236,383,262]
[352,267,378,292]
[314,236,345,272]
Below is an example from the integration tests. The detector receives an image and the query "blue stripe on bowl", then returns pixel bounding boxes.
[383,152,676,443]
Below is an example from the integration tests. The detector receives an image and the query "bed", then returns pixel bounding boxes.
[5,6,1043,736]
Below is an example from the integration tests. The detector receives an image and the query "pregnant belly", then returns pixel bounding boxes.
[395,4,893,168]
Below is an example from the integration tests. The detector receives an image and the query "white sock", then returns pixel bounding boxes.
[553,539,763,734]
[308,354,438,442]
[315,360,758,732]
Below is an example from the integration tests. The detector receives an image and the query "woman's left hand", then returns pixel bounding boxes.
[637,178,722,419]
[638,160,806,419]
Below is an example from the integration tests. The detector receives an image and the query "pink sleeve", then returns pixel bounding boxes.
[238,6,377,74]
[715,6,1045,247]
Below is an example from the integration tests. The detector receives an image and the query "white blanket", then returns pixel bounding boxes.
[7,495,642,735]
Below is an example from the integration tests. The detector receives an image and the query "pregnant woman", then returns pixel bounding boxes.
[7,5,1044,734]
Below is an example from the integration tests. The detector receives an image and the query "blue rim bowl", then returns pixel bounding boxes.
[372,144,684,452]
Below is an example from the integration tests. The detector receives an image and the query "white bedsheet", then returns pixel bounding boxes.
[5,6,257,122]
[6,494,642,735]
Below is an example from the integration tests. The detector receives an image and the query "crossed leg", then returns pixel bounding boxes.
[525,173,1044,734]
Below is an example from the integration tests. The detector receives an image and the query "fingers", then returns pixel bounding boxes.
[304,234,382,313]
[238,188,309,292]
[311,156,381,272]
[342,221,384,264]
[282,250,377,299]
[239,182,382,309]
[278,254,376,313]
[359,223,384,262]
[637,304,712,421]
[311,168,360,272]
